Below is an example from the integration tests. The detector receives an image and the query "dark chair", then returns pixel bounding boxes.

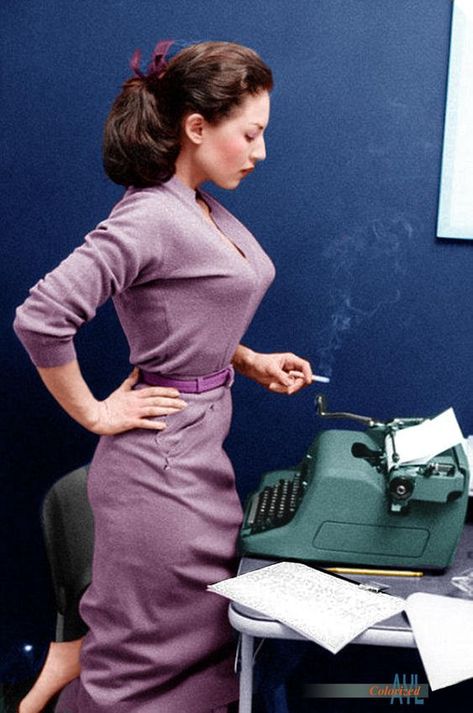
[41,465,94,642]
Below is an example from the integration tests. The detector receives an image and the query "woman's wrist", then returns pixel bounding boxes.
[79,400,103,433]
[231,344,257,376]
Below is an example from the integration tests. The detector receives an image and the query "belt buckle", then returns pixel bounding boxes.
[225,366,235,388]
[195,376,206,394]
[195,366,234,393]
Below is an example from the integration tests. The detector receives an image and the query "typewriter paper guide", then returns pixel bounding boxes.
[208,561,405,654]
[385,407,464,470]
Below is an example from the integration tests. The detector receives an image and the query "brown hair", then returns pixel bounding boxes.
[103,41,273,187]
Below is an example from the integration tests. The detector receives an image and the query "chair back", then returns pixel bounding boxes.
[41,465,94,641]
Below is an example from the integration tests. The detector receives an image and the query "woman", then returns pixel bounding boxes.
[14,40,312,713]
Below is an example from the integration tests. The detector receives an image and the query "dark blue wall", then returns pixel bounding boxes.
[2,0,470,686]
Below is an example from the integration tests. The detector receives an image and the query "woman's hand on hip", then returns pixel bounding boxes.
[90,368,187,435]
[232,347,313,395]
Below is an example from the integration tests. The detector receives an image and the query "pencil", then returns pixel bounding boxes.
[324,567,423,577]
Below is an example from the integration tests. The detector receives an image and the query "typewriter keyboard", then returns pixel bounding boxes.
[247,474,305,533]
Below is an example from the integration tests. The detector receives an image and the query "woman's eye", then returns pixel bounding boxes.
[245,134,257,142]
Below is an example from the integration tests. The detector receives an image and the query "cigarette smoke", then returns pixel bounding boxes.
[316,216,413,377]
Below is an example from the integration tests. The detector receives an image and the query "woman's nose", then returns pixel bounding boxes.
[251,136,266,163]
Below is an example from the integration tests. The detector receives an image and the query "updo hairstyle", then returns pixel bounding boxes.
[103,41,273,187]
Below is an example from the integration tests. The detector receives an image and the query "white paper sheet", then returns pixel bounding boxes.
[465,435,473,495]
[437,0,473,239]
[208,562,405,654]
[405,593,473,691]
[385,407,464,470]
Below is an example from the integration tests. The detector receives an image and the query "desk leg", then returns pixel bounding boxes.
[238,633,254,713]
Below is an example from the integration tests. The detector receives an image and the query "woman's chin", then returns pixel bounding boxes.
[215,177,242,190]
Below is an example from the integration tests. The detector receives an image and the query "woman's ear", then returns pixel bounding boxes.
[182,113,205,145]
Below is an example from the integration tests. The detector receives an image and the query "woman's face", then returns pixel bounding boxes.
[192,91,270,189]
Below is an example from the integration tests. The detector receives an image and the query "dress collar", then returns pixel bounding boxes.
[163,173,200,205]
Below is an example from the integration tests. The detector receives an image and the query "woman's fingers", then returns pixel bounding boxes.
[137,386,182,399]
[282,355,312,382]
[131,418,167,431]
[268,371,308,395]
[137,393,188,408]
[268,381,291,393]
[120,372,184,398]
[122,367,141,388]
[136,395,188,415]
[93,379,190,434]
[138,405,185,417]
[297,361,313,384]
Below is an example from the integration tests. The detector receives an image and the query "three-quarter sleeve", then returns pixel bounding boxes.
[13,191,163,367]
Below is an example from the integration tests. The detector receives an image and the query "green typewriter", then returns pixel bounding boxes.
[239,397,470,570]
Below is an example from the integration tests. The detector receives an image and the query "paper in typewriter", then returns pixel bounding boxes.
[385,407,464,470]
[208,562,405,654]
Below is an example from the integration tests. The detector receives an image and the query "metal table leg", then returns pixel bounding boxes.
[238,633,254,713]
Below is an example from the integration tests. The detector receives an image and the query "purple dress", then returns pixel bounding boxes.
[13,175,275,712]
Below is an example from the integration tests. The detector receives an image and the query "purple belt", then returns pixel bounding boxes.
[140,365,234,393]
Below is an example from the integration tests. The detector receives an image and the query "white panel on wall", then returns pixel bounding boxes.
[438,0,473,239]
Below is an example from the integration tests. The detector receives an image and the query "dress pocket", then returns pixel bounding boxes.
[154,399,214,460]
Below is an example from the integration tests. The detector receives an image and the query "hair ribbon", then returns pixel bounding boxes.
[130,39,175,79]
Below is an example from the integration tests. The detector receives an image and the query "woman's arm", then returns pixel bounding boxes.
[232,344,312,395]
[37,360,187,435]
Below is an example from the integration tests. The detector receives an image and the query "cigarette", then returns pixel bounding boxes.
[312,375,330,384]
[289,371,331,384]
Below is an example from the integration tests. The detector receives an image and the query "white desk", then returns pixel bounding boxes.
[230,522,473,713]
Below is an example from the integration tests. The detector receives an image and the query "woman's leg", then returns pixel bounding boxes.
[18,637,84,713]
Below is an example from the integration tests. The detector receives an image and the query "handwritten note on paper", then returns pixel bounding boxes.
[385,407,464,470]
[208,562,405,654]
